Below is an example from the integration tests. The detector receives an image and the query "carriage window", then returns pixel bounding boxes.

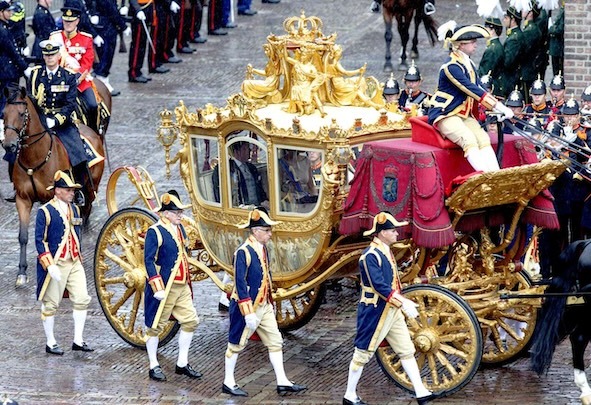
[277,148,322,214]
[224,133,269,209]
[191,136,220,204]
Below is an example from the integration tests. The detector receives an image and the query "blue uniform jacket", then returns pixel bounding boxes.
[427,51,492,126]
[35,198,82,300]
[354,240,402,351]
[0,20,28,81]
[143,218,191,329]
[228,236,272,345]
[32,5,57,60]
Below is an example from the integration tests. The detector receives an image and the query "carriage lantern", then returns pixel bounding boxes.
[156,109,178,178]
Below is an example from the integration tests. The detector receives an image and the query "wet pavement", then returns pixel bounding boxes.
[0,0,588,404]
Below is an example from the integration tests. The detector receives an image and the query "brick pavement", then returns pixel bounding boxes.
[0,0,588,404]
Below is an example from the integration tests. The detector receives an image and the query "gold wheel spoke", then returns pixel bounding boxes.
[103,248,135,273]
[439,343,469,359]
[126,288,142,333]
[102,276,126,285]
[109,287,135,315]
[427,353,440,385]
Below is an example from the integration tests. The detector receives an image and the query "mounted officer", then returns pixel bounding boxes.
[27,40,89,204]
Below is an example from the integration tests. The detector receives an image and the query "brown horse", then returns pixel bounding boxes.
[2,86,105,287]
[382,0,438,72]
[84,78,112,137]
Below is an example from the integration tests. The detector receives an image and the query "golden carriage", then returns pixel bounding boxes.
[94,13,566,396]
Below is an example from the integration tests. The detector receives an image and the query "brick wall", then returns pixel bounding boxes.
[565,0,591,100]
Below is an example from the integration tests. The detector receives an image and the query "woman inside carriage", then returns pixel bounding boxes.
[427,21,514,173]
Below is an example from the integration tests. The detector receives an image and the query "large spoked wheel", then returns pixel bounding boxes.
[94,207,180,348]
[276,283,326,332]
[376,284,482,396]
[481,270,538,365]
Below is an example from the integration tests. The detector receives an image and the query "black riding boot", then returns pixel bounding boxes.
[72,163,89,206]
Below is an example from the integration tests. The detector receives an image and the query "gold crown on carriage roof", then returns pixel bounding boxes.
[283,11,325,42]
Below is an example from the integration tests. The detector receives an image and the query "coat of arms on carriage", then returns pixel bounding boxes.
[382,166,398,202]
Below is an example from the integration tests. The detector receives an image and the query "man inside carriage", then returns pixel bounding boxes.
[26,40,90,204]
[48,6,109,135]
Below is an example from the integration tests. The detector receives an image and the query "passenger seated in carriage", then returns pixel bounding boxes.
[382,73,400,113]
[399,61,430,115]
[428,22,514,173]
[278,148,318,213]
[212,140,269,208]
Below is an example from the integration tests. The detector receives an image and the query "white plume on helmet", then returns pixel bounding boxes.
[476,0,503,19]
[437,20,457,42]
[508,0,532,12]
[534,0,559,11]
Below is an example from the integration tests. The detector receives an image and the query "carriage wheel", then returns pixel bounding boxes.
[94,207,179,348]
[376,284,482,396]
[275,283,326,332]
[481,271,538,365]
[105,166,159,215]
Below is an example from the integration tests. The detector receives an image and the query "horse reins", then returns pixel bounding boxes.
[6,98,54,202]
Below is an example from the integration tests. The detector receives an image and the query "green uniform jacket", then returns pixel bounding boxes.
[548,7,564,57]
[521,20,542,83]
[478,37,504,97]
[534,9,549,76]
[502,26,523,98]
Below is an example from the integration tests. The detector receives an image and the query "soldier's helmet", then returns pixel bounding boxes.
[480,71,493,93]
[581,85,591,102]
[550,73,566,90]
[562,98,580,115]
[404,60,421,82]
[530,77,547,96]
[0,0,15,11]
[383,73,400,96]
[506,88,525,108]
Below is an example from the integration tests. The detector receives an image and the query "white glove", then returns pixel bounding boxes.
[244,313,258,330]
[22,46,30,56]
[153,290,166,301]
[93,35,104,47]
[548,17,553,29]
[401,298,419,318]
[370,0,380,13]
[493,101,514,122]
[47,264,61,282]
[24,66,33,78]
[564,126,577,143]
[0,118,5,142]
[170,1,180,13]
[90,15,99,25]
[120,6,128,15]
[46,117,56,129]
[123,26,132,36]
[136,10,146,21]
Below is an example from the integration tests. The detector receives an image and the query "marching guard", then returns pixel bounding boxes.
[143,191,202,382]
[35,170,93,355]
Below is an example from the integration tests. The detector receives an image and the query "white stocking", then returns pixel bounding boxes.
[481,146,500,171]
[575,369,591,398]
[224,351,239,387]
[344,361,364,401]
[401,357,431,398]
[72,309,87,345]
[269,350,291,386]
[219,272,231,306]
[466,149,488,172]
[146,336,160,369]
[43,315,57,347]
[177,330,193,368]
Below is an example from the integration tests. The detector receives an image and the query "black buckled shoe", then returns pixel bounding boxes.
[149,66,170,74]
[218,302,229,312]
[139,75,152,81]
[166,56,183,63]
[417,392,443,405]
[72,342,94,352]
[110,90,121,97]
[343,397,367,405]
[129,76,148,83]
[46,344,64,355]
[277,383,307,395]
[175,364,202,379]
[149,366,167,382]
[190,36,207,44]
[262,0,280,3]
[178,46,196,54]
[222,383,248,397]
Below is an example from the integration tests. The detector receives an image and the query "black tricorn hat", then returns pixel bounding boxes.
[154,190,190,212]
[363,212,409,237]
[237,206,281,229]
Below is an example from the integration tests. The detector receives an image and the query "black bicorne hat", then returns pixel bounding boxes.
[155,190,191,212]
[237,206,281,229]
[363,212,409,237]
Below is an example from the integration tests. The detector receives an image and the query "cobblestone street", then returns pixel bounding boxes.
[0,0,588,404]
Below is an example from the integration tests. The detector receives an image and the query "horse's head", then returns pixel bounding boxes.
[2,86,29,154]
